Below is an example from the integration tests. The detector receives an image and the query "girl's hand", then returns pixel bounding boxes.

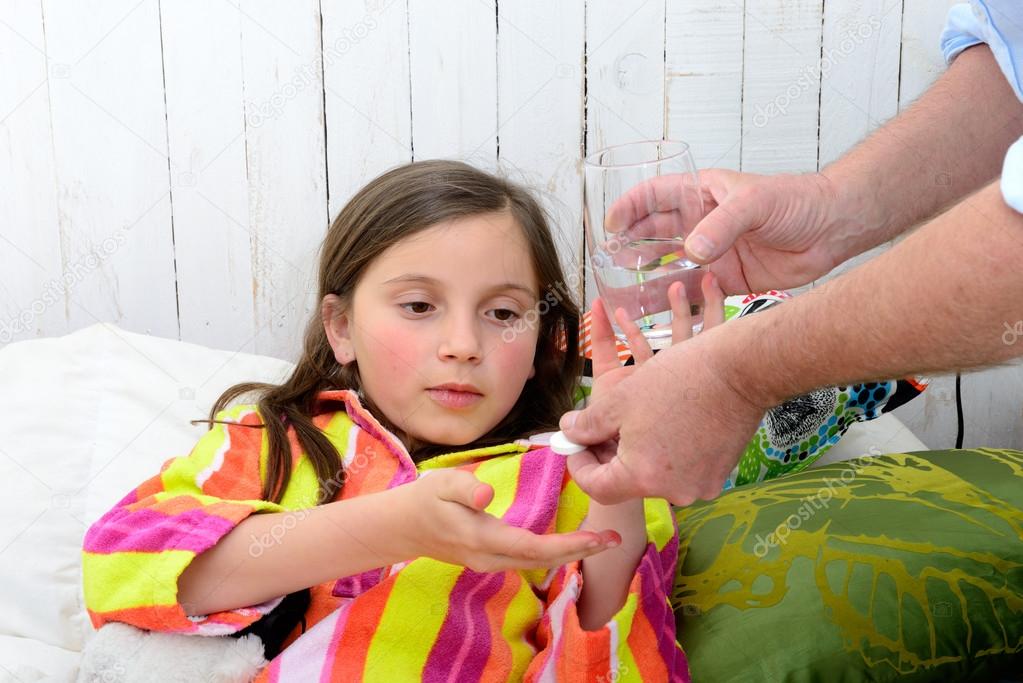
[589,272,727,409]
[392,468,618,573]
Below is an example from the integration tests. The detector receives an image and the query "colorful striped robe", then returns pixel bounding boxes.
[82,389,688,681]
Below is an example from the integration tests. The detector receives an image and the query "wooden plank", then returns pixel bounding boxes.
[0,0,65,345]
[665,0,744,171]
[585,0,666,153]
[159,0,256,352]
[497,0,585,296]
[407,0,498,168]
[740,0,824,173]
[322,0,412,218]
[42,0,178,339]
[239,0,328,361]
[898,0,959,110]
[813,0,902,288]
[818,0,902,168]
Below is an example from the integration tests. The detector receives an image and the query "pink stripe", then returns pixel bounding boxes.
[422,570,504,682]
[501,449,563,534]
[83,507,237,554]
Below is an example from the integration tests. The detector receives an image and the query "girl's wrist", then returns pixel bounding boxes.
[585,498,646,547]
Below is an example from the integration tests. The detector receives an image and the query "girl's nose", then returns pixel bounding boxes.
[438,314,483,363]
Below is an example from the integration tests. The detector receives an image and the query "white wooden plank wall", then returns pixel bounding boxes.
[2,0,1019,450]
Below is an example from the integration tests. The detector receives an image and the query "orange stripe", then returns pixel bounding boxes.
[87,603,235,632]
[328,577,397,680]
[203,423,265,500]
[344,431,400,499]
[557,602,611,680]
[625,603,668,681]
[479,573,518,682]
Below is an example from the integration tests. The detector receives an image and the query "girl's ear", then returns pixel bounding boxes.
[528,365,536,379]
[322,294,356,364]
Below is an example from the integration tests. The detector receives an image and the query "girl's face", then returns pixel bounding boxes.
[323,210,541,447]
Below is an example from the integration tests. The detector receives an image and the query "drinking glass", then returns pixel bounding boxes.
[584,139,706,350]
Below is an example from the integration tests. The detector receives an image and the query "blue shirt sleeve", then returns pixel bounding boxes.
[941,1,1023,213]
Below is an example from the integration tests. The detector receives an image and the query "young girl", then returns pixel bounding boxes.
[81,160,722,681]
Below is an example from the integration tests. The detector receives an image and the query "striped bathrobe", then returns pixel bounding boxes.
[82,389,688,681]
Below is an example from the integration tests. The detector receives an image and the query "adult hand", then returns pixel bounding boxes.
[607,169,846,294]
[559,319,768,506]
[394,469,619,572]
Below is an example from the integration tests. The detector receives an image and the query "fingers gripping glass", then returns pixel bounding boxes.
[584,140,706,351]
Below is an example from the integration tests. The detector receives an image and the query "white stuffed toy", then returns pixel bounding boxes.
[77,623,267,683]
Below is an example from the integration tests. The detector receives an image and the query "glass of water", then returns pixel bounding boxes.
[584,139,706,350]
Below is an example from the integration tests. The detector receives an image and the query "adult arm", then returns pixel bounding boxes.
[561,179,1023,504]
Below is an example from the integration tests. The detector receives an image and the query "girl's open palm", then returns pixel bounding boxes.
[394,469,617,572]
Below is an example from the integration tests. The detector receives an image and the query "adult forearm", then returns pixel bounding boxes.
[722,180,1023,406]
[177,488,408,616]
[824,45,1023,261]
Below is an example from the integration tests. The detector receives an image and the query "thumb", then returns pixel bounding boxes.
[685,182,767,264]
[559,398,620,445]
[436,470,494,511]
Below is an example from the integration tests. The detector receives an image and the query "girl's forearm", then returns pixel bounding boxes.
[177,487,410,616]
[577,499,647,630]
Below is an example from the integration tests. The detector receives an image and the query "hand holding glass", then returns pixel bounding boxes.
[584,140,706,350]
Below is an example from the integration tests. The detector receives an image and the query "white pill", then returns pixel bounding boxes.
[549,431,586,456]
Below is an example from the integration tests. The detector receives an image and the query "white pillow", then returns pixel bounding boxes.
[0,323,294,679]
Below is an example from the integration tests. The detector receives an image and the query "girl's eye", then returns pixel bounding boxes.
[401,301,433,315]
[489,308,520,322]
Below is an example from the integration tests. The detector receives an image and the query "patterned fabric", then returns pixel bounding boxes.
[672,448,1023,681]
[574,291,928,489]
[82,390,687,682]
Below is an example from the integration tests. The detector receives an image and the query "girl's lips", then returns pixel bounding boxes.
[426,388,483,409]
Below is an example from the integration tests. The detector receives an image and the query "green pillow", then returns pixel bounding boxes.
[672,449,1023,681]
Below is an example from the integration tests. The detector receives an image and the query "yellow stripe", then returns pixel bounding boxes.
[643,499,676,551]
[473,455,521,518]
[82,550,194,613]
[613,591,642,681]
[502,578,544,677]
[363,560,463,678]
[418,442,527,471]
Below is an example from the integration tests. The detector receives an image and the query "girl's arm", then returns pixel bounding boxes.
[180,469,613,616]
[576,499,646,629]
[574,275,726,629]
[177,487,411,615]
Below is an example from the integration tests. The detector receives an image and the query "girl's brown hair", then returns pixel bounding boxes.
[200,160,581,505]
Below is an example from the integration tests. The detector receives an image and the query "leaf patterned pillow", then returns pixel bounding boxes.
[672,448,1023,681]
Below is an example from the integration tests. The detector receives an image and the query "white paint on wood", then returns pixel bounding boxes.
[665,0,745,171]
[3,0,1020,450]
[159,0,257,352]
[239,0,328,362]
[322,0,412,218]
[741,0,824,173]
[898,0,960,110]
[42,0,179,339]
[584,0,667,307]
[818,0,902,168]
[0,0,65,344]
[407,0,498,168]
[497,0,586,297]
